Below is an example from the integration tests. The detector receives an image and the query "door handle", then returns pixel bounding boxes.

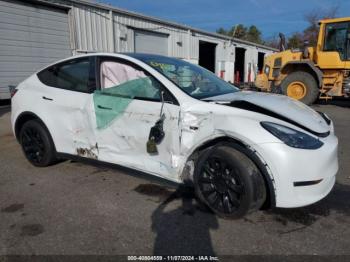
[97,105,112,110]
[42,96,53,101]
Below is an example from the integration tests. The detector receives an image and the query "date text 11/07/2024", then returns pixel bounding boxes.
[127,255,219,261]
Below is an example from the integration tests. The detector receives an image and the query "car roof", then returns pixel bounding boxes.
[124,53,171,60]
[35,52,178,76]
[65,52,170,60]
[49,52,173,67]
[34,52,149,74]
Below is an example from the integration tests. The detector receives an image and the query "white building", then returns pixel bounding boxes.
[0,0,276,98]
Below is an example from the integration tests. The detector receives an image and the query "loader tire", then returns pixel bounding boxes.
[281,71,319,105]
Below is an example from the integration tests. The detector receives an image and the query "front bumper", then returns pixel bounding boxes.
[254,134,338,208]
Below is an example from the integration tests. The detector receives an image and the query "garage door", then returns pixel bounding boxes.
[0,0,71,96]
[134,30,168,56]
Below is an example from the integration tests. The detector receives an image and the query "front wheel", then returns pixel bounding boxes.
[194,144,266,219]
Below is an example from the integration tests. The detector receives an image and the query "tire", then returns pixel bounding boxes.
[194,144,266,219]
[19,120,57,167]
[281,71,319,105]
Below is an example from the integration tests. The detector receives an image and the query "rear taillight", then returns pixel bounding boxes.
[10,86,17,98]
[10,89,18,98]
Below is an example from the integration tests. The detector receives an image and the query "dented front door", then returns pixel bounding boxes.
[92,96,181,180]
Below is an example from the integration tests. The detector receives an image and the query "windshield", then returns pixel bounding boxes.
[130,54,239,99]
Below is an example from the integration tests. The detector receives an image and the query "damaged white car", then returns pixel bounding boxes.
[11,53,338,218]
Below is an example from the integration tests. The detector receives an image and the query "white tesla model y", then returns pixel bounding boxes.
[11,53,338,218]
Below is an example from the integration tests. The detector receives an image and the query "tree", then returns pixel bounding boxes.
[301,5,339,47]
[215,4,339,49]
[216,27,227,35]
[233,24,247,39]
[263,34,280,49]
[226,25,236,37]
[216,24,264,44]
[287,32,304,49]
[246,25,262,44]
[281,5,339,49]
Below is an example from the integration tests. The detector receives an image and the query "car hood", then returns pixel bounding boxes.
[204,91,330,135]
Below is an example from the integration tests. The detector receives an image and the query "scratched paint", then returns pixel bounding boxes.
[76,143,99,159]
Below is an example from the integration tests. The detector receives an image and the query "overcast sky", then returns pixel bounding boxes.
[98,0,349,40]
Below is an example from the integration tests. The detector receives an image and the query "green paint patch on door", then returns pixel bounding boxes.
[93,77,159,129]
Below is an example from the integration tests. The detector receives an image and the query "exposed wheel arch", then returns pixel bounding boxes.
[19,119,58,167]
[15,112,53,145]
[186,136,276,209]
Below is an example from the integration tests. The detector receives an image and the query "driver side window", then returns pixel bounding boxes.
[99,59,161,101]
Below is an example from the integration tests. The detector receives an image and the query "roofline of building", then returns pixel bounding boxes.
[22,0,71,10]
[41,0,278,52]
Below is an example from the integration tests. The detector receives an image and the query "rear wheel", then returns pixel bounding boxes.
[281,71,319,105]
[194,144,266,219]
[20,120,57,167]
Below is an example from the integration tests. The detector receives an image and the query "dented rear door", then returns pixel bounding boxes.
[36,56,98,157]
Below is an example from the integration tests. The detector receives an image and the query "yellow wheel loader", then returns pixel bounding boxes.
[255,17,350,105]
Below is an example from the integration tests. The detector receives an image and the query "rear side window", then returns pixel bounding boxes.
[38,58,95,93]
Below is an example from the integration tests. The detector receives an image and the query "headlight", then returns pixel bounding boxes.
[261,122,323,149]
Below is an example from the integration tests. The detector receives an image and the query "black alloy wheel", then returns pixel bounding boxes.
[198,155,244,214]
[20,120,57,167]
[21,125,45,164]
[194,144,266,219]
